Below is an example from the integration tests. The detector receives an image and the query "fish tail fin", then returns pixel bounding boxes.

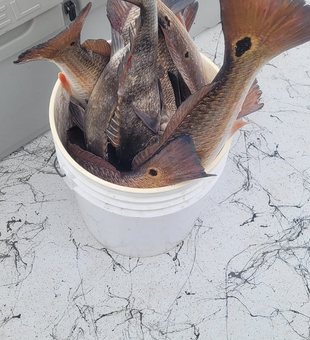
[221,0,310,64]
[238,79,264,119]
[176,1,198,32]
[124,0,195,14]
[107,0,132,33]
[142,135,213,187]
[161,0,196,14]
[13,2,92,64]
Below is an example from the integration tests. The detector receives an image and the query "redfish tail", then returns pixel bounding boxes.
[238,79,264,119]
[107,0,132,33]
[161,0,197,15]
[123,0,196,14]
[176,1,198,32]
[13,2,92,64]
[141,135,212,187]
[221,0,310,63]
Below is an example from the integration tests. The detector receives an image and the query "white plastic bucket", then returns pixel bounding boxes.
[49,55,231,258]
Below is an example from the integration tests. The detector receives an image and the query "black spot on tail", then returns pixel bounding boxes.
[235,37,252,57]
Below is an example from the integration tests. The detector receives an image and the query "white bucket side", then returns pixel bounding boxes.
[74,191,207,257]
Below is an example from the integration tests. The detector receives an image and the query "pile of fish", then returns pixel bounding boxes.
[14,0,310,188]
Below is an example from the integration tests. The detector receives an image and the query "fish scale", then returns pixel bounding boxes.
[133,0,310,173]
[106,0,161,162]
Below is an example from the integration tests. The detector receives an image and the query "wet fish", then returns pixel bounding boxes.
[133,0,310,170]
[176,1,199,32]
[157,2,199,129]
[84,30,130,159]
[106,0,161,162]
[107,0,134,44]
[13,3,111,107]
[67,128,210,188]
[158,0,206,94]
[107,0,195,45]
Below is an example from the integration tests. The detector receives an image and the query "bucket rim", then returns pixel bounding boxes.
[49,55,232,194]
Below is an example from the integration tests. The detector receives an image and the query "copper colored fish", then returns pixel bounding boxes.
[13,3,111,107]
[133,0,310,170]
[67,128,210,188]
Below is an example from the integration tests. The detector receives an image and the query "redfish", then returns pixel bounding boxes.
[133,0,310,169]
[157,0,206,94]
[67,128,210,188]
[106,0,161,163]
[13,3,110,107]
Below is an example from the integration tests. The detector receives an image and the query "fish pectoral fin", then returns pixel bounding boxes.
[161,0,196,15]
[69,101,85,131]
[82,39,111,57]
[238,79,264,119]
[58,72,72,95]
[229,120,250,139]
[132,104,161,134]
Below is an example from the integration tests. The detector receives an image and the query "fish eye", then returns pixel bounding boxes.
[149,169,158,177]
[70,41,75,46]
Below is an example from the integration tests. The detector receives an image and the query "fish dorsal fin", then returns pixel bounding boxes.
[107,0,133,33]
[176,1,198,32]
[82,39,111,57]
[13,3,92,63]
[132,82,216,169]
[136,135,213,188]
[229,120,250,139]
[69,101,85,131]
[161,0,196,15]
[131,104,161,133]
[238,79,264,119]
[110,29,125,56]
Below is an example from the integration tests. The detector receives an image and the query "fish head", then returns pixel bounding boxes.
[130,135,210,188]
[13,2,92,64]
